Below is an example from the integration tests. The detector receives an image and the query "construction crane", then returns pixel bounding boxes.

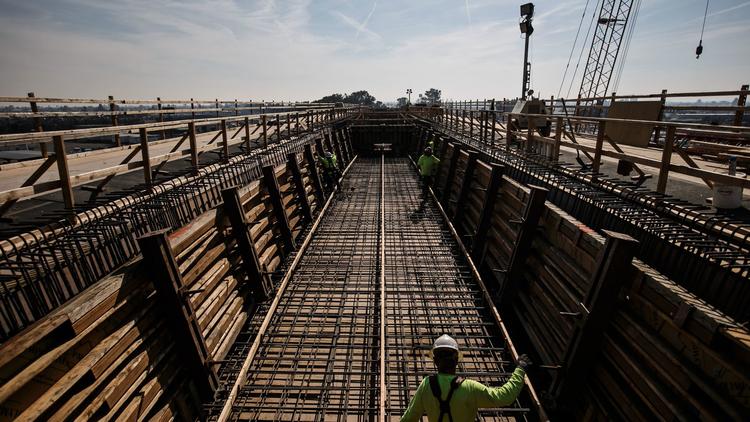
[576,0,638,115]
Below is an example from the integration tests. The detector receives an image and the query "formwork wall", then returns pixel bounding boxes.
[0,128,351,421]
[425,131,750,420]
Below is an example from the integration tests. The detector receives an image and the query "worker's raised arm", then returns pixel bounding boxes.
[471,367,526,408]
[400,377,427,422]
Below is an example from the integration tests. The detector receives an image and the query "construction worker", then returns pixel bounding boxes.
[417,147,440,197]
[400,334,531,422]
[319,151,340,192]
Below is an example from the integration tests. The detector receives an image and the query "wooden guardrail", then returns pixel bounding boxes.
[0,129,352,420]
[424,136,750,420]
[0,106,354,216]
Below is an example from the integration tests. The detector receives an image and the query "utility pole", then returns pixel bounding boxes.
[406,88,412,106]
[520,3,535,100]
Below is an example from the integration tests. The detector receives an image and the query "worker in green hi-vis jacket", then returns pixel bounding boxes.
[400,334,531,422]
[417,147,440,198]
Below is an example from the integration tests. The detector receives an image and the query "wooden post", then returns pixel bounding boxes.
[27,92,48,158]
[734,84,748,126]
[315,138,325,156]
[262,165,295,253]
[332,132,345,168]
[498,185,548,308]
[592,120,606,174]
[220,119,229,162]
[157,97,166,140]
[304,144,325,205]
[506,114,513,152]
[244,116,251,151]
[108,95,121,147]
[452,151,479,225]
[549,231,639,408]
[53,135,74,210]
[286,113,291,138]
[442,143,463,203]
[295,113,301,137]
[275,115,282,143]
[136,231,219,400]
[190,98,195,119]
[221,187,272,301]
[139,127,153,186]
[656,125,676,194]
[653,89,668,144]
[234,99,239,116]
[215,98,220,118]
[469,111,474,139]
[261,115,268,148]
[188,122,199,173]
[472,164,505,263]
[553,116,563,162]
[287,153,313,222]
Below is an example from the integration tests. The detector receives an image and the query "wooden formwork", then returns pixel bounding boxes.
[432,141,750,419]
[0,138,341,420]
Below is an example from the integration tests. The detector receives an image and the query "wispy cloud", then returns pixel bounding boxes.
[464,0,472,25]
[333,1,380,40]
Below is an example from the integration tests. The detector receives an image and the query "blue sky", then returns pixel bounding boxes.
[0,0,748,102]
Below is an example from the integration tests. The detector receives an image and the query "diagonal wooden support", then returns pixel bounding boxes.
[498,185,548,308]
[304,144,326,206]
[442,143,463,204]
[548,230,639,410]
[136,230,218,401]
[452,150,479,225]
[287,152,313,222]
[472,163,505,263]
[221,187,273,301]
[262,165,295,253]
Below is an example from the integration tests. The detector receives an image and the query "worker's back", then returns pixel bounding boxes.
[400,369,526,422]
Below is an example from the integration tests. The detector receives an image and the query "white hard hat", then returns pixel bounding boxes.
[432,334,459,352]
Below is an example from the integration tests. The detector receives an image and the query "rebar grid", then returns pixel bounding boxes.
[382,158,528,420]
[230,162,381,420]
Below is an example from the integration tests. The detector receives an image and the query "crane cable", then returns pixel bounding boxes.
[612,0,642,93]
[557,0,593,98]
[566,0,602,98]
[696,0,709,59]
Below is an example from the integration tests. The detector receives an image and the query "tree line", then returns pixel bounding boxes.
[314,88,442,108]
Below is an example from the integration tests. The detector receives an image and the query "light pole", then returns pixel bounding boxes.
[519,3,534,100]
[406,89,412,106]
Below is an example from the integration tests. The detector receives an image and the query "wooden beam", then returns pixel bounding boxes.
[188,122,199,173]
[549,231,639,410]
[139,128,153,186]
[304,144,325,205]
[442,143,463,204]
[262,165,295,253]
[53,135,74,210]
[472,164,505,264]
[287,153,313,222]
[592,120,606,174]
[499,185,548,308]
[220,119,229,162]
[657,125,676,194]
[221,187,273,302]
[452,150,478,225]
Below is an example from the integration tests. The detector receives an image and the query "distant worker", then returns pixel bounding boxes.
[401,334,531,422]
[319,151,340,192]
[417,147,440,196]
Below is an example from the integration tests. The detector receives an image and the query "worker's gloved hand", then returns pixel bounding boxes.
[517,354,532,371]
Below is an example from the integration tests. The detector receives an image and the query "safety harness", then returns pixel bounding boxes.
[428,375,464,422]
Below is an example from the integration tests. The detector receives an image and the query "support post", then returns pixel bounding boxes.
[498,185,548,308]
[139,127,153,186]
[332,131,345,169]
[452,151,478,226]
[244,116,251,151]
[220,119,229,162]
[442,143,463,203]
[656,125,676,194]
[53,135,74,210]
[287,153,313,222]
[137,231,219,400]
[592,120,606,174]
[262,165,295,253]
[108,95,121,147]
[275,115,282,143]
[304,144,325,205]
[549,231,639,408]
[472,164,505,262]
[188,121,199,174]
[734,84,748,126]
[261,114,268,148]
[27,92,48,157]
[652,89,668,144]
[553,116,563,162]
[221,188,273,301]
[157,97,166,140]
